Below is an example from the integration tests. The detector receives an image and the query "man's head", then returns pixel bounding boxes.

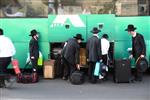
[125,24,137,35]
[91,27,100,34]
[0,28,3,35]
[102,34,109,39]
[74,34,84,43]
[29,29,39,39]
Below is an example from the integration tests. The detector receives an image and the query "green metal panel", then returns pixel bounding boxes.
[0,18,48,42]
[115,16,150,41]
[48,15,87,42]
[87,14,115,41]
[114,41,131,59]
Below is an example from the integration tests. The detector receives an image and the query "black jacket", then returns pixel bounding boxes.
[62,38,80,65]
[86,35,101,62]
[132,33,146,59]
[29,38,39,59]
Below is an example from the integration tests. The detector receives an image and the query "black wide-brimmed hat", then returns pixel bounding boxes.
[29,29,38,36]
[0,28,3,35]
[125,24,137,31]
[102,34,109,39]
[136,57,148,72]
[74,34,84,41]
[91,27,100,34]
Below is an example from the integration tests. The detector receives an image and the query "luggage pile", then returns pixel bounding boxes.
[12,59,39,83]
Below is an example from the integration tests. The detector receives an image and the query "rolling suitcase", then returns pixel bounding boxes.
[54,54,63,78]
[114,59,131,83]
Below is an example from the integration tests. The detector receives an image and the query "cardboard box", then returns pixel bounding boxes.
[80,48,87,66]
[44,60,55,79]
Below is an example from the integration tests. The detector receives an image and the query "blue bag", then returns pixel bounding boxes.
[94,62,101,76]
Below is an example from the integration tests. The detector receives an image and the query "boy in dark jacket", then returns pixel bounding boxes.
[29,29,39,72]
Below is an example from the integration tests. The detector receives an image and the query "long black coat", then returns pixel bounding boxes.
[29,38,39,59]
[132,33,146,59]
[86,35,102,62]
[63,38,80,65]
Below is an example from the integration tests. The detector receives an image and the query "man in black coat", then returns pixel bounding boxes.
[86,27,102,83]
[62,34,84,80]
[125,24,146,81]
[29,29,39,72]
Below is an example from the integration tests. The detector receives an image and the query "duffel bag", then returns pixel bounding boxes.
[136,57,148,72]
[17,72,39,83]
[70,71,84,85]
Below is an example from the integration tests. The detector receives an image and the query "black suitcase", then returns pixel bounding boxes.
[70,71,84,85]
[54,54,63,78]
[114,59,131,83]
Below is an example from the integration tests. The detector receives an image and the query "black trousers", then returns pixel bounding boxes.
[0,57,11,74]
[63,58,76,78]
[31,58,38,72]
[88,62,97,83]
[0,57,11,87]
[102,54,108,78]
[102,54,108,65]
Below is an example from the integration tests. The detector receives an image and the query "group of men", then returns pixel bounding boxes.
[0,23,146,87]
[61,24,146,83]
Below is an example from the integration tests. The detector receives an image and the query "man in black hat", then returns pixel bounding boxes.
[29,29,39,72]
[125,24,146,81]
[61,34,84,80]
[86,27,102,83]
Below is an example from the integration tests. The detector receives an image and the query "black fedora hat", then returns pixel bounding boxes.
[74,34,84,41]
[0,28,3,35]
[91,27,100,34]
[125,24,137,31]
[136,57,148,72]
[29,29,38,36]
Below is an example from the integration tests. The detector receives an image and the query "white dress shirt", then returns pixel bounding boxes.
[101,38,110,55]
[0,35,16,57]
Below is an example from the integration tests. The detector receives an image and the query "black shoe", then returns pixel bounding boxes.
[129,76,135,83]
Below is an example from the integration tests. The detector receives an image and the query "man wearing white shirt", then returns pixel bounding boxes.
[0,28,16,74]
[100,34,110,80]
[101,34,110,65]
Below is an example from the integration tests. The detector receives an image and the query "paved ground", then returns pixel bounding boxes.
[0,75,150,100]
